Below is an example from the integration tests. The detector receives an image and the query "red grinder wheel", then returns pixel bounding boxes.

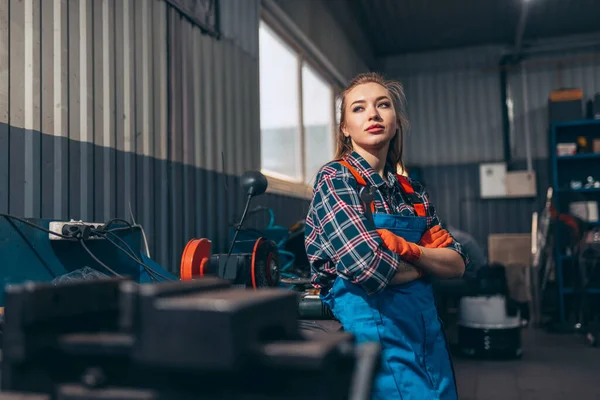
[251,238,280,289]
[180,238,212,280]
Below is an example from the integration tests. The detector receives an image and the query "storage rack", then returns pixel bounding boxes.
[550,119,600,325]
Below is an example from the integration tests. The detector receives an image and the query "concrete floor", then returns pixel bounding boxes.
[452,327,600,400]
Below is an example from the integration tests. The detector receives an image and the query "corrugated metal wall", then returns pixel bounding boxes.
[381,46,508,166]
[509,50,600,160]
[0,0,311,273]
[273,0,369,82]
[382,45,600,166]
[419,159,549,256]
[382,44,600,255]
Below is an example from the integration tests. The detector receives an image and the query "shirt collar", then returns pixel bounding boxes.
[343,151,397,189]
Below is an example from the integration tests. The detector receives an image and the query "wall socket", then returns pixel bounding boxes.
[49,220,104,240]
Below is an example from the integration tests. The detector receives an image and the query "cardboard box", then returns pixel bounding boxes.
[488,234,532,303]
[548,89,583,124]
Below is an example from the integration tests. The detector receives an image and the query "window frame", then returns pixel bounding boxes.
[258,11,340,200]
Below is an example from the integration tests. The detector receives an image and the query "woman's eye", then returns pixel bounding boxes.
[352,106,364,112]
[379,102,391,108]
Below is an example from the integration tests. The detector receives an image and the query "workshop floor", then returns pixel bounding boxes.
[452,327,600,400]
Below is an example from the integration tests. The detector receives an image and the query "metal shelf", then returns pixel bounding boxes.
[562,288,600,294]
[557,187,600,193]
[557,153,600,161]
[552,118,600,128]
[550,118,600,325]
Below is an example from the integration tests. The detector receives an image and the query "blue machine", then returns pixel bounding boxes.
[230,206,298,280]
[0,216,176,306]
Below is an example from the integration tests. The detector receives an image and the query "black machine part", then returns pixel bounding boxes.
[240,171,268,197]
[458,325,522,359]
[207,238,281,288]
[223,170,269,271]
[0,277,380,400]
[298,293,335,320]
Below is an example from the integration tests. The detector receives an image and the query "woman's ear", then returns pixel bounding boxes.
[341,123,349,138]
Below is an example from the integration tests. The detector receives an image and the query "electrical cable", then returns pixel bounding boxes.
[97,230,173,282]
[128,202,151,257]
[0,214,71,239]
[3,217,59,278]
[100,234,158,282]
[222,193,253,273]
[89,221,173,282]
[78,239,123,278]
[101,218,134,231]
[0,212,167,283]
[102,231,172,281]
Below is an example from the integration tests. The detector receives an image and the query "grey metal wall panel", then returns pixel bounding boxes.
[153,0,170,267]
[0,0,309,273]
[9,0,26,217]
[419,158,549,255]
[384,45,600,167]
[272,0,368,83]
[93,0,116,222]
[382,46,507,167]
[380,45,508,76]
[0,0,7,213]
[68,0,81,220]
[114,0,137,223]
[219,0,260,59]
[25,0,42,218]
[509,51,600,160]
[398,68,505,166]
[134,0,155,256]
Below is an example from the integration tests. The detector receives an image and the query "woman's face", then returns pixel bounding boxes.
[342,82,397,153]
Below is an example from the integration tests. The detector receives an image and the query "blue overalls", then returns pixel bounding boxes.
[321,164,458,400]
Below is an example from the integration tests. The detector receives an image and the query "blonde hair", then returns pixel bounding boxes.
[334,72,409,173]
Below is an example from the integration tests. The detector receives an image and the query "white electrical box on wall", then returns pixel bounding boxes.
[506,171,537,198]
[480,163,507,198]
[480,163,537,199]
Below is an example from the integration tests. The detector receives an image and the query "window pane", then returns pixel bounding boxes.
[302,63,334,186]
[259,21,302,181]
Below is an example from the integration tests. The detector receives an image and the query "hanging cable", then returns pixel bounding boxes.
[95,230,172,282]
[78,239,123,278]
[0,213,70,239]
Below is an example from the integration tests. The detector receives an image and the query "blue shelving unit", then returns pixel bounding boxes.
[550,118,600,325]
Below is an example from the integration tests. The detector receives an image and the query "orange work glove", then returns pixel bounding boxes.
[419,225,453,248]
[376,229,422,264]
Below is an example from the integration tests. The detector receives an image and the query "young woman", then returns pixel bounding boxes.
[304,72,468,400]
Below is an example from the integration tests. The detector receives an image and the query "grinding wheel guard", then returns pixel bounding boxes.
[180,238,212,280]
[251,237,280,289]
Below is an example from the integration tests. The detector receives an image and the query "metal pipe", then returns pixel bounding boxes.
[521,65,533,172]
[499,55,513,163]
[513,1,531,62]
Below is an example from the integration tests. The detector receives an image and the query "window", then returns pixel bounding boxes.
[302,63,334,186]
[259,20,336,196]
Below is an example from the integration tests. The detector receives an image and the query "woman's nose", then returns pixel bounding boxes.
[369,108,381,120]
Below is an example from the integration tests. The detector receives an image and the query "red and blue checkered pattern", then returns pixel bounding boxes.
[305,151,467,295]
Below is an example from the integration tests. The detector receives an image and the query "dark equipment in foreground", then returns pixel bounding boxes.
[0,278,380,400]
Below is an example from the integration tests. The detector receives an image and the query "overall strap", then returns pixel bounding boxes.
[338,160,374,213]
[338,160,426,217]
[338,160,367,186]
[396,175,426,217]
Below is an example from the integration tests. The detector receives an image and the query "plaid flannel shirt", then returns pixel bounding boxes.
[304,151,468,295]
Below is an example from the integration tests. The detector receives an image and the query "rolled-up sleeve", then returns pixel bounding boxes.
[308,175,400,295]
